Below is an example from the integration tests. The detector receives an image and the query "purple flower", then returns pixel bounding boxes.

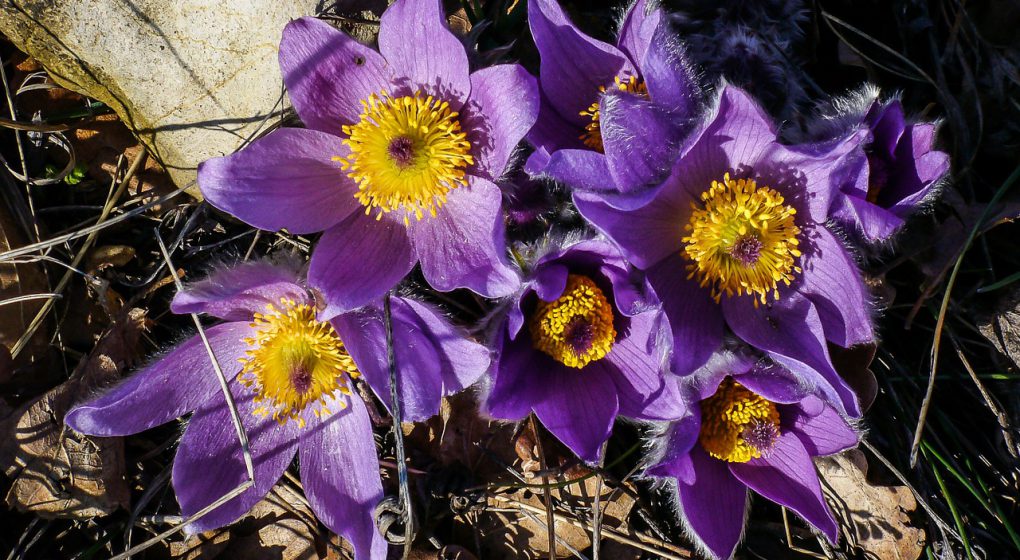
[484,239,685,462]
[645,348,859,560]
[819,88,951,241]
[574,85,874,417]
[198,1,540,319]
[65,260,490,558]
[524,0,701,196]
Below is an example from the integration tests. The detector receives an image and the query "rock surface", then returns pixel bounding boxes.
[0,0,329,194]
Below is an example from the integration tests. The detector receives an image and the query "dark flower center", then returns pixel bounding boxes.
[729,234,764,266]
[563,317,597,355]
[741,418,780,457]
[387,136,417,168]
[290,364,314,395]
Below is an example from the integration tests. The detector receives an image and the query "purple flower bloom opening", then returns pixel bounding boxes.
[525,0,701,196]
[820,88,951,241]
[485,239,685,462]
[574,84,876,417]
[198,0,541,319]
[645,348,859,560]
[65,259,491,559]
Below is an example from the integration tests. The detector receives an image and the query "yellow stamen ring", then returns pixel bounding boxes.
[698,378,781,463]
[682,173,802,304]
[528,274,617,369]
[239,298,360,427]
[338,91,474,225]
[579,75,648,152]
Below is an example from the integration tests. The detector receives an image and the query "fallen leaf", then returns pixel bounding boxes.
[86,244,136,272]
[818,449,925,560]
[0,308,147,518]
[170,483,320,560]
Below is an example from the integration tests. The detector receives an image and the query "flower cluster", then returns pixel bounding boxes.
[65,0,949,558]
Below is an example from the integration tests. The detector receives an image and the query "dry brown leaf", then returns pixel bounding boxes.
[474,474,639,559]
[170,483,321,560]
[818,450,925,560]
[86,244,136,272]
[0,308,148,518]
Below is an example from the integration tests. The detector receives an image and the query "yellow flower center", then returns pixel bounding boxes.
[698,378,781,463]
[239,298,360,427]
[682,173,802,304]
[579,75,648,152]
[337,91,474,225]
[528,274,617,369]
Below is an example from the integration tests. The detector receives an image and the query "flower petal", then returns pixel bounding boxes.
[533,361,620,462]
[461,64,540,181]
[789,396,858,456]
[529,0,634,125]
[616,0,659,68]
[409,177,519,298]
[332,300,442,423]
[600,90,686,193]
[737,360,813,405]
[677,446,748,560]
[644,409,700,484]
[309,214,416,319]
[531,148,612,191]
[174,379,301,533]
[722,293,861,417]
[711,85,778,178]
[831,192,905,241]
[604,310,685,420]
[378,0,470,106]
[299,393,388,560]
[486,332,549,421]
[640,20,700,118]
[279,17,392,135]
[66,323,252,437]
[334,297,489,422]
[199,128,357,234]
[647,254,724,376]
[729,432,839,543]
[797,225,874,348]
[170,260,306,321]
[573,179,692,269]
[398,297,491,391]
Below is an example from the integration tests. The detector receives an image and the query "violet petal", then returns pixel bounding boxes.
[279,16,392,135]
[309,213,416,320]
[198,128,358,234]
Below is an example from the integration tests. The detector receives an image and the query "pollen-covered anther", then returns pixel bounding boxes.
[337,91,474,225]
[579,75,648,152]
[528,274,617,369]
[239,298,360,427]
[698,378,781,463]
[682,173,802,304]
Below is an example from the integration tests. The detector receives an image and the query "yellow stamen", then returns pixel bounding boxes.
[682,173,802,304]
[239,298,360,427]
[698,378,781,463]
[338,91,474,224]
[579,75,648,152]
[528,274,616,369]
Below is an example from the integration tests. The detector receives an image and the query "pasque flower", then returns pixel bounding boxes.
[525,0,701,198]
[198,0,539,319]
[485,239,685,462]
[645,347,859,560]
[65,259,490,558]
[574,85,874,417]
[813,87,950,241]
